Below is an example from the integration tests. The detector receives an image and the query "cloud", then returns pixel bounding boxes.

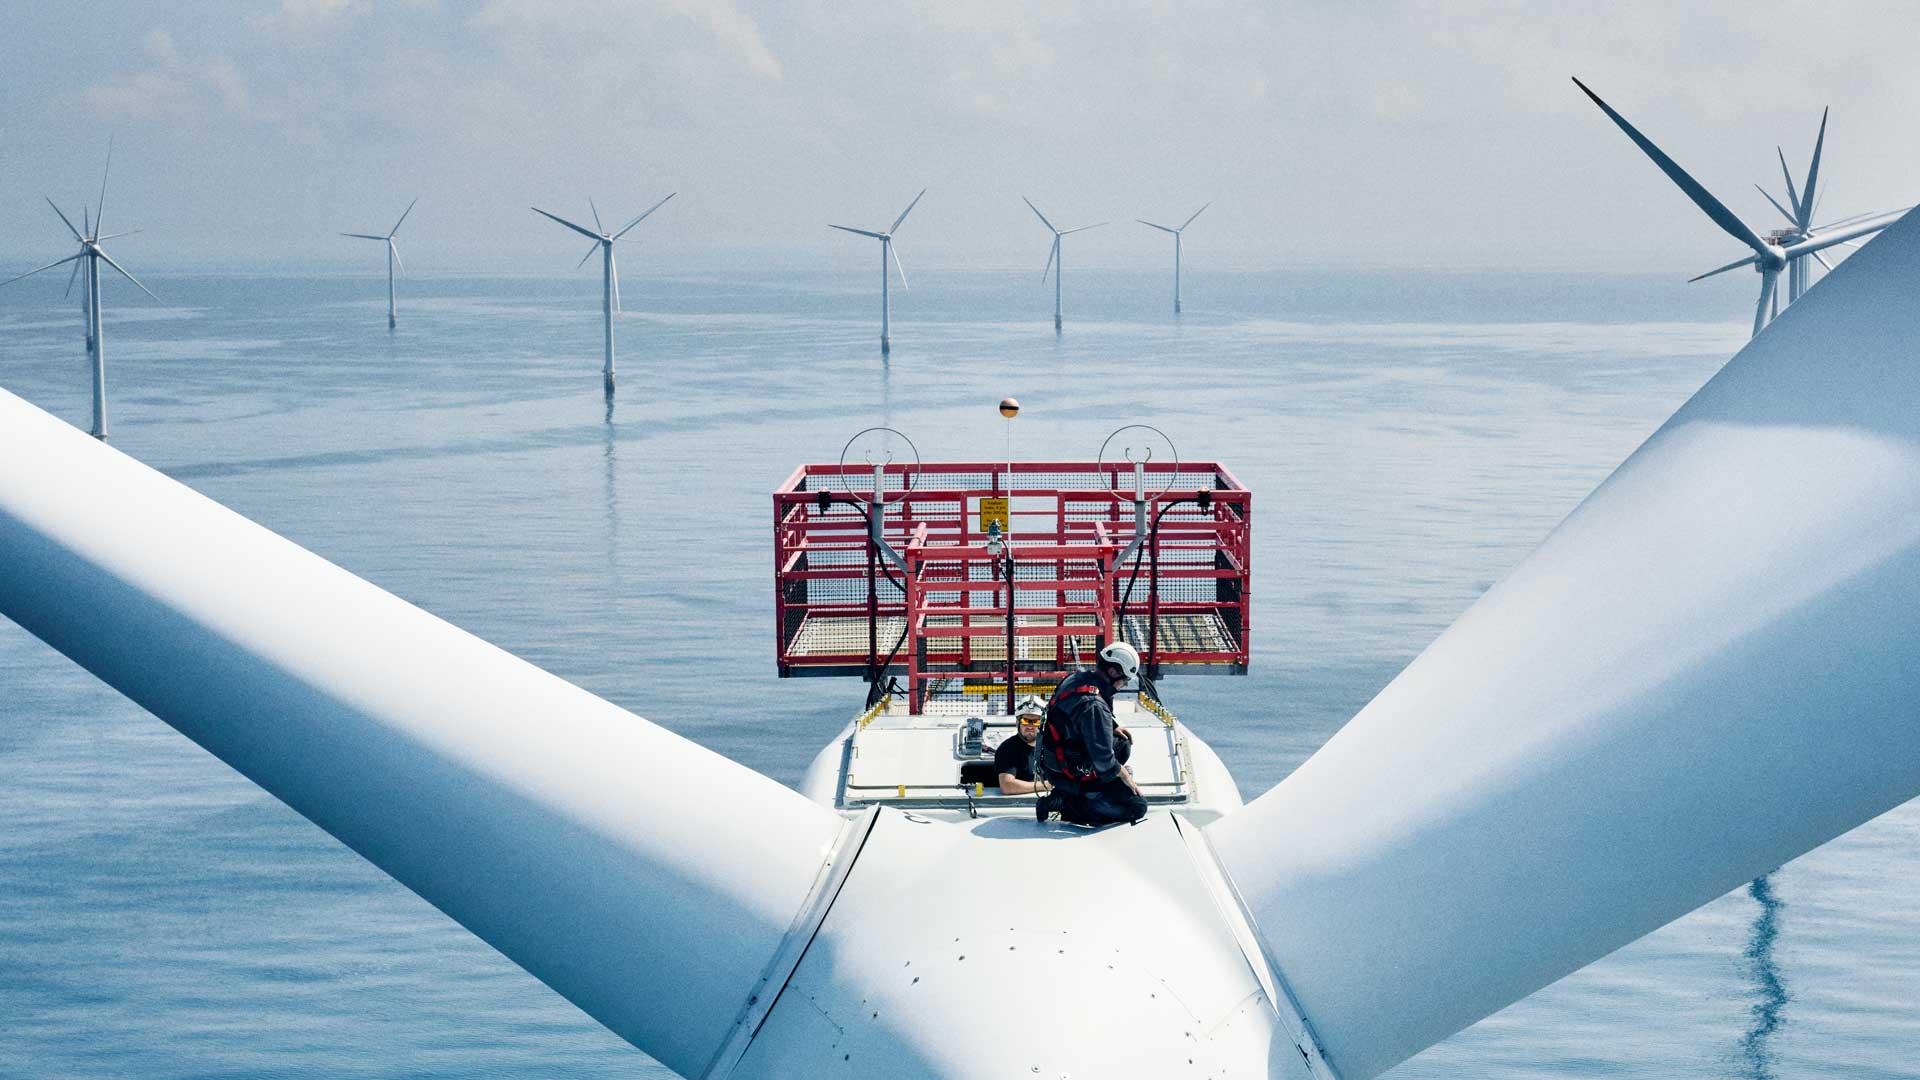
[250,0,370,37]
[471,0,783,81]
[83,29,254,121]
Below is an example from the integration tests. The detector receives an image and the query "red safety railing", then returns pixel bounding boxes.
[774,461,1251,714]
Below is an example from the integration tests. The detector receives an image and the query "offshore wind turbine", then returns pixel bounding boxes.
[0,141,157,440]
[533,194,675,394]
[1749,111,1904,305]
[829,188,925,356]
[14,210,1920,1077]
[1024,197,1105,331]
[341,198,418,329]
[1574,78,1902,338]
[1136,202,1209,313]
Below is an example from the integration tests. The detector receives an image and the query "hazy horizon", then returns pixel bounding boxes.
[5,2,1917,276]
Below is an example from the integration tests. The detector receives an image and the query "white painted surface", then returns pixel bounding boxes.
[0,390,845,1079]
[733,810,1307,1079]
[1210,208,1920,1079]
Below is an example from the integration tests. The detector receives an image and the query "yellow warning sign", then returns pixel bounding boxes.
[979,497,1009,533]
[962,683,1056,697]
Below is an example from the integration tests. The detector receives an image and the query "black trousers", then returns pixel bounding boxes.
[1056,777,1148,826]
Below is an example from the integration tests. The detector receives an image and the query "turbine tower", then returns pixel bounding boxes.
[533,194,675,394]
[0,141,156,440]
[1574,78,1902,338]
[1024,197,1105,332]
[341,198,418,329]
[829,189,925,356]
[1136,202,1209,313]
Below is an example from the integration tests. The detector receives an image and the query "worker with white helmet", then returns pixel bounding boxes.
[993,695,1053,795]
[1035,641,1147,826]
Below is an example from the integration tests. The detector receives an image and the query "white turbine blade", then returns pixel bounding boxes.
[95,248,159,302]
[342,232,389,241]
[1782,208,1907,259]
[1041,237,1057,283]
[63,253,83,299]
[1815,206,1906,231]
[1180,201,1211,230]
[574,241,600,270]
[613,192,675,240]
[1209,207,1920,1080]
[95,229,141,242]
[0,388,847,1079]
[1061,221,1107,235]
[611,248,622,313]
[889,188,927,235]
[588,197,604,234]
[1022,196,1056,232]
[389,239,404,275]
[1755,185,1798,227]
[1777,147,1803,222]
[1811,250,1835,271]
[388,197,419,238]
[95,135,114,237]
[1687,252,1759,283]
[1,252,84,289]
[45,199,84,243]
[1800,108,1828,229]
[828,224,884,239]
[532,207,601,242]
[1136,219,1178,234]
[889,240,909,291]
[1573,77,1774,259]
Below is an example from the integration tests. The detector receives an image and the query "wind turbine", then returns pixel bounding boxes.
[10,209,1920,1075]
[1574,78,1903,338]
[533,194,675,394]
[0,141,156,440]
[341,198,417,329]
[1749,111,1904,304]
[1136,202,1209,313]
[1025,197,1105,332]
[829,189,925,356]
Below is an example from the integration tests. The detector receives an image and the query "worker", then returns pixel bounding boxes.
[1035,642,1148,826]
[995,695,1053,795]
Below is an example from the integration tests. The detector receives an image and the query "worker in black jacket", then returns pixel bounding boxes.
[1036,641,1148,826]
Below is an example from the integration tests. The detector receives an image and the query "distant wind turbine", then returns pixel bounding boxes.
[533,194,675,394]
[1574,77,1903,338]
[1136,202,1210,313]
[1747,111,1904,305]
[0,140,156,440]
[1024,197,1105,332]
[829,189,925,356]
[341,198,418,329]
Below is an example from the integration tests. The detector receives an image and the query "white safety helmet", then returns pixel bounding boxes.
[1097,641,1141,683]
[1015,695,1048,722]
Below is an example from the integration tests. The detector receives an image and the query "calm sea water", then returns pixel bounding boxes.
[2,266,1917,1079]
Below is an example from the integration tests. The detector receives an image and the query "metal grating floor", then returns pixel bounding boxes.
[785,612,1239,665]
[1119,612,1238,655]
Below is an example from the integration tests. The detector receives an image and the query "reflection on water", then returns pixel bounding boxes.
[1739,874,1790,1079]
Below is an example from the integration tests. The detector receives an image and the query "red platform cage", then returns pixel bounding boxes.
[774,461,1250,714]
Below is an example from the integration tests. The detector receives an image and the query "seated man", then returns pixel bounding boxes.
[994,695,1052,796]
[1036,642,1149,827]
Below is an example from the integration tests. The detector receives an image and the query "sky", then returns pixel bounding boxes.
[2,0,1917,273]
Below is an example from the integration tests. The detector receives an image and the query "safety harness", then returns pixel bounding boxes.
[1042,682,1106,783]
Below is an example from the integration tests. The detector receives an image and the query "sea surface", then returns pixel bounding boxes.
[2,266,1917,1079]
